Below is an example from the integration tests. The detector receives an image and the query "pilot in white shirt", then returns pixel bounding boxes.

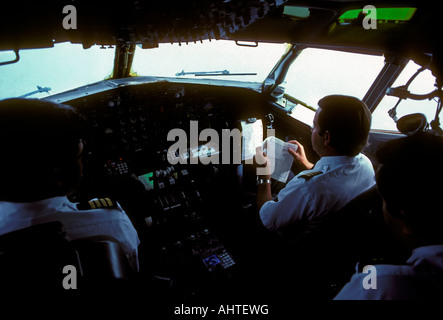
[256,95,375,231]
[334,245,443,300]
[0,98,141,272]
[260,153,375,230]
[334,133,443,300]
[0,196,140,271]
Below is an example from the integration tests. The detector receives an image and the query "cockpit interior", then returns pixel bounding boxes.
[1,0,442,313]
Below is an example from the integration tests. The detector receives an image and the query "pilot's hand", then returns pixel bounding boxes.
[287,140,314,170]
[254,146,272,180]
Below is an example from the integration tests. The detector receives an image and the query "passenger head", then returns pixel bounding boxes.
[312,95,371,157]
[0,98,86,202]
[376,132,443,247]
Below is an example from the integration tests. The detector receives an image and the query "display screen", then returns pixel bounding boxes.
[202,254,221,269]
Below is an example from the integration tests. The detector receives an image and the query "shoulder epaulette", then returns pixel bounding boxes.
[77,198,117,210]
[298,171,323,181]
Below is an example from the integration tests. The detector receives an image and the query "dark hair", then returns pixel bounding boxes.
[317,95,371,156]
[0,98,86,200]
[0,98,85,162]
[376,132,443,237]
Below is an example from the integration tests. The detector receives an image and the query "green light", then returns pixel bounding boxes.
[138,172,154,190]
[338,7,417,23]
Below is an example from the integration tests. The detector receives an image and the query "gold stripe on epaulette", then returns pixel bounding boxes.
[88,200,96,209]
[298,171,323,181]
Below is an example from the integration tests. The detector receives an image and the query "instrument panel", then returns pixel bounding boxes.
[66,82,265,179]
[58,81,269,299]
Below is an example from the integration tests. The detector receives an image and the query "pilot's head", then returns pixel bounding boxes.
[0,98,86,202]
[376,132,443,247]
[311,95,371,157]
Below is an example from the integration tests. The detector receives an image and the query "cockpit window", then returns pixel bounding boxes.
[132,40,287,83]
[0,43,115,100]
[283,48,385,125]
[0,40,287,100]
[371,60,440,131]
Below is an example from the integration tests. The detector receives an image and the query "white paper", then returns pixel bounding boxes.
[241,119,263,162]
[241,119,298,183]
[264,136,298,183]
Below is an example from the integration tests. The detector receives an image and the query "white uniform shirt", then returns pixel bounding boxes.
[259,154,375,230]
[0,196,140,271]
[334,244,443,300]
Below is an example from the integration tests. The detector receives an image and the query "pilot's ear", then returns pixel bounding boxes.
[323,130,331,147]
